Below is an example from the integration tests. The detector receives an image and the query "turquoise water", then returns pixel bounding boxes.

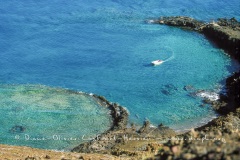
[0,84,112,150]
[0,0,240,149]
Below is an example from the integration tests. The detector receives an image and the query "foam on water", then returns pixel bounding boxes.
[196,91,220,101]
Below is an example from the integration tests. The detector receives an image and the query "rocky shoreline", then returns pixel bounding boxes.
[92,95,129,131]
[155,16,240,61]
[72,95,176,158]
[72,17,240,159]
[149,16,240,159]
[1,17,240,160]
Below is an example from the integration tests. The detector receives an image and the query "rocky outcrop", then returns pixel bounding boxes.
[226,71,240,106]
[151,16,240,160]
[108,103,129,130]
[212,71,240,114]
[71,95,129,153]
[1,16,240,160]
[71,16,240,159]
[156,71,240,159]
[92,95,129,130]
[155,108,240,160]
[72,117,176,155]
[138,120,151,134]
[158,16,205,31]
[157,17,240,115]
[157,16,240,61]
[217,18,240,28]
[202,24,240,61]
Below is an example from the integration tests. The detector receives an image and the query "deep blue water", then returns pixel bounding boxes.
[0,0,240,149]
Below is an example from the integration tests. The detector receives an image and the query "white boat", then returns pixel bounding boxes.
[151,60,163,66]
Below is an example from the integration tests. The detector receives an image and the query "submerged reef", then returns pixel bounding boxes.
[72,17,240,159]
[148,16,240,160]
[154,72,240,160]
[1,17,240,160]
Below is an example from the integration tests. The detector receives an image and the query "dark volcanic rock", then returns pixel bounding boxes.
[138,121,176,138]
[72,16,240,159]
[161,84,178,95]
[212,71,240,115]
[10,125,26,133]
[156,109,240,160]
[92,95,129,130]
[226,71,240,105]
[202,24,240,61]
[138,120,151,133]
[217,17,240,28]
[109,103,129,130]
[153,16,240,160]
[158,16,205,31]
[159,16,240,62]
[158,16,240,114]
[72,115,176,154]
[72,95,129,153]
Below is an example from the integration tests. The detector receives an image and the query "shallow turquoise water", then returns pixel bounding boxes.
[0,84,111,150]
[0,0,240,149]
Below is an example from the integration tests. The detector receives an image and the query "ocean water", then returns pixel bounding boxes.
[0,0,240,150]
[0,84,112,150]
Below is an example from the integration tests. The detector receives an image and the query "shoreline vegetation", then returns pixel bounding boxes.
[1,16,240,159]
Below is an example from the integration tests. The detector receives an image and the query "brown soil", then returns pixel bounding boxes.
[0,144,120,160]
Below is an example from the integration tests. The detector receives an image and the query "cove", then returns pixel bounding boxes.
[0,0,240,150]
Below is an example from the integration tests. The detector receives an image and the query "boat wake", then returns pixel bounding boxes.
[151,47,174,66]
[163,47,174,62]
